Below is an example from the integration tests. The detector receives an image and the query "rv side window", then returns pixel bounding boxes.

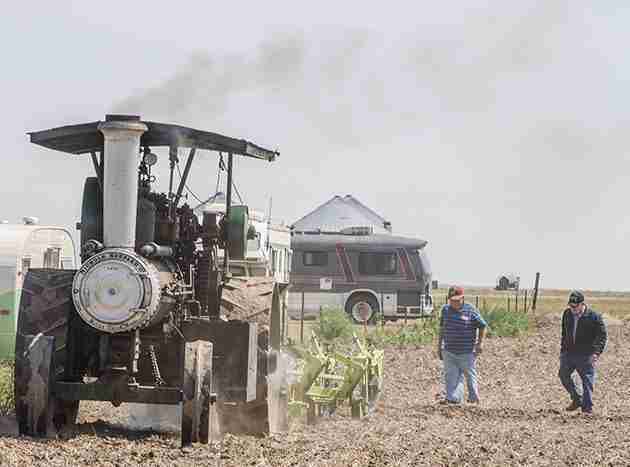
[303,251,327,267]
[359,252,398,275]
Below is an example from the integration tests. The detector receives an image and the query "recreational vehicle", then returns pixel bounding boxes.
[289,228,433,323]
[0,220,76,358]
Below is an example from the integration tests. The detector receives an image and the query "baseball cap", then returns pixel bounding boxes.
[448,286,465,300]
[568,290,585,306]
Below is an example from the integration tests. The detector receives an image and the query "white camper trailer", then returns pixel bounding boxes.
[194,193,291,284]
[0,220,76,358]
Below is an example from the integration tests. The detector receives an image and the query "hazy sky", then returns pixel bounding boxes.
[2,1,629,291]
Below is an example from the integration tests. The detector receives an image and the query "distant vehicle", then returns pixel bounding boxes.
[289,227,433,323]
[0,219,76,358]
[496,273,520,291]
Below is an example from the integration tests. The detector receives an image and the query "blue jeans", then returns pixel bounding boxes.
[443,350,479,403]
[558,353,596,412]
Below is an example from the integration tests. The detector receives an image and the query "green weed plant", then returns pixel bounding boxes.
[480,304,531,337]
[314,308,354,343]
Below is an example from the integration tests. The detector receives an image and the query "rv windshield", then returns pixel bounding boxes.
[418,249,432,279]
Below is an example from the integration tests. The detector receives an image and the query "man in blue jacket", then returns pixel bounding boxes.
[437,286,487,404]
[559,290,607,415]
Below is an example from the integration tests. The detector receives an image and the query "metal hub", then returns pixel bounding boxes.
[72,249,161,333]
[352,301,373,323]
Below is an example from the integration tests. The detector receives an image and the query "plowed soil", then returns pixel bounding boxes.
[1,313,629,466]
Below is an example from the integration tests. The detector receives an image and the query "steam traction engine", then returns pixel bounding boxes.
[14,115,279,446]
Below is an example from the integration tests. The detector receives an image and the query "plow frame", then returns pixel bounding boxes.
[288,334,384,421]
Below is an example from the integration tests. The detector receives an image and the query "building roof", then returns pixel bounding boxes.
[291,232,426,250]
[291,195,391,234]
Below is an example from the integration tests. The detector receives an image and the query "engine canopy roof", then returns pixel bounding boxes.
[28,115,279,162]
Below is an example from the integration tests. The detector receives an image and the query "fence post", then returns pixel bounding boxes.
[532,272,541,313]
[515,291,519,313]
[507,296,511,313]
[475,296,479,309]
[524,290,528,313]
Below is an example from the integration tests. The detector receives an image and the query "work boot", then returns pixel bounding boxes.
[565,400,582,411]
[438,399,460,405]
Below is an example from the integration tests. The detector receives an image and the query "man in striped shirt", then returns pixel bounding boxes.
[437,286,487,404]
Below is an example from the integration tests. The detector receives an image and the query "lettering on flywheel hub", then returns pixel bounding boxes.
[72,249,161,333]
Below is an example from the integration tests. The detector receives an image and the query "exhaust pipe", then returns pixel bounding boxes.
[98,115,147,249]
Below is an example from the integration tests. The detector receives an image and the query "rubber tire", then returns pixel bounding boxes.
[345,293,379,324]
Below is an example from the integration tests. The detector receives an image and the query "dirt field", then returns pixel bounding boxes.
[0,306,629,465]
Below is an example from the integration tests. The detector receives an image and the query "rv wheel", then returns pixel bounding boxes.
[346,294,379,324]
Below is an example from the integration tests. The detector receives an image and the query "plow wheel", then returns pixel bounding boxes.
[181,340,213,447]
[14,269,79,436]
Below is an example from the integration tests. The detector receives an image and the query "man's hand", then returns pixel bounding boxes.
[475,343,483,355]
[590,353,599,365]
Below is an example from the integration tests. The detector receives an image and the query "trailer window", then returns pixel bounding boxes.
[359,252,398,275]
[303,251,328,267]
[43,247,61,269]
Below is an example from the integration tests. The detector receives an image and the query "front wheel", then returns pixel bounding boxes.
[181,340,213,447]
[345,294,379,324]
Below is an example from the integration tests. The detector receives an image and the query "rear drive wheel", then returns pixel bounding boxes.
[346,293,379,324]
